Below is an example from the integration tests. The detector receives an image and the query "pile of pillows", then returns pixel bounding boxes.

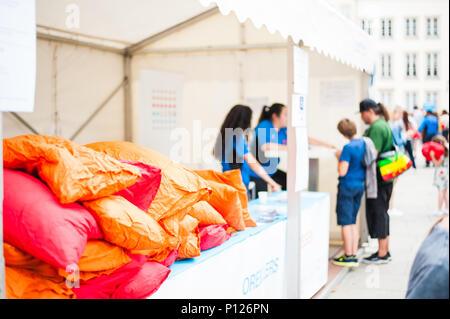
[3,135,256,299]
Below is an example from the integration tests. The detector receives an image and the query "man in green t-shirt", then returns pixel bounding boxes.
[359,99,394,264]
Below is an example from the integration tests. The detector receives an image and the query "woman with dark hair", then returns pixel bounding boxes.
[249,102,337,195]
[213,104,282,193]
[376,102,390,122]
[402,110,417,169]
[250,103,288,194]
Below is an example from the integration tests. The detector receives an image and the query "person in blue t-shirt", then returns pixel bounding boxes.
[248,103,337,196]
[419,110,440,167]
[332,119,366,268]
[249,103,288,194]
[213,105,282,193]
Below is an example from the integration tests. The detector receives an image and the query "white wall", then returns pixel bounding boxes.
[327,0,450,112]
[307,49,367,241]
[3,39,125,145]
[131,13,287,170]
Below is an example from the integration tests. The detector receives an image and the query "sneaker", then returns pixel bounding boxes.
[362,251,392,264]
[332,254,359,267]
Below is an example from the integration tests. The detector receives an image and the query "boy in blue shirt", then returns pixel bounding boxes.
[332,119,366,267]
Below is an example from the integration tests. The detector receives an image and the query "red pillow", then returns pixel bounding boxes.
[73,254,147,299]
[115,160,161,212]
[112,261,170,299]
[159,249,179,268]
[422,141,445,161]
[3,169,102,270]
[199,225,231,251]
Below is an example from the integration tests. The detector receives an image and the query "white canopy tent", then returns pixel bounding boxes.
[1,0,375,299]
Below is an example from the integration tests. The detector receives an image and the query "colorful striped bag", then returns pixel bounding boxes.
[377,150,413,181]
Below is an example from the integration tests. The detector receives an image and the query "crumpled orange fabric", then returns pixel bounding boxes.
[85,141,211,221]
[195,169,257,227]
[82,196,177,256]
[202,180,246,231]
[5,266,76,299]
[4,240,132,283]
[177,215,201,260]
[58,240,132,281]
[3,135,141,204]
[188,201,227,227]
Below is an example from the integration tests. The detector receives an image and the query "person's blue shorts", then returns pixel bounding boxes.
[336,184,364,226]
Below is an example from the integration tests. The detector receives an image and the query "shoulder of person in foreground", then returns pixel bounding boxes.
[406,215,449,299]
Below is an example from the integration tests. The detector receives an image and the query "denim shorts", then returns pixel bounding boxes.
[336,184,364,226]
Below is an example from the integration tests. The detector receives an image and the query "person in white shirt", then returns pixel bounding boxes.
[413,106,424,130]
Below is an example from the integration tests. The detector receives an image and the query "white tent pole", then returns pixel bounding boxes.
[136,43,287,55]
[70,79,127,141]
[284,38,302,299]
[7,112,40,135]
[123,52,133,142]
[37,32,124,55]
[126,7,219,55]
[0,112,5,299]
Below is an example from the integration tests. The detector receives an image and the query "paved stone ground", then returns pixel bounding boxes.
[326,156,447,299]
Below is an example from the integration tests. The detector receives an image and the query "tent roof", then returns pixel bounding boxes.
[36,0,375,73]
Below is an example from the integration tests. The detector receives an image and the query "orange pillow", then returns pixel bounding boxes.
[177,215,200,260]
[58,240,132,281]
[3,135,141,204]
[82,196,176,256]
[189,201,227,227]
[195,169,256,227]
[3,243,59,278]
[5,240,132,282]
[5,266,75,299]
[85,141,211,221]
[205,180,246,231]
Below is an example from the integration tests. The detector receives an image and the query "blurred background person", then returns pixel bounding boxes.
[213,104,282,194]
[418,104,439,167]
[412,106,424,131]
[440,110,449,142]
[402,110,417,169]
[430,135,449,216]
[406,214,448,299]
[388,106,407,216]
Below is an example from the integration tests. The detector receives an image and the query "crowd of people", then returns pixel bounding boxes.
[329,98,448,298]
[213,97,448,299]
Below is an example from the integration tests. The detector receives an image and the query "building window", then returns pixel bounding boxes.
[361,19,372,35]
[426,53,439,78]
[406,53,417,78]
[380,54,392,78]
[379,90,393,108]
[381,18,393,38]
[426,91,439,108]
[405,92,417,111]
[406,18,417,37]
[426,17,439,37]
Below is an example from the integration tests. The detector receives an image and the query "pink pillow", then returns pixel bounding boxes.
[113,261,170,299]
[199,225,231,251]
[159,249,179,268]
[3,169,102,270]
[115,160,161,211]
[73,254,147,299]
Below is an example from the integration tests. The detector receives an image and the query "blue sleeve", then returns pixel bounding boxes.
[418,118,426,133]
[279,127,287,145]
[234,135,249,158]
[256,121,272,147]
[339,145,351,163]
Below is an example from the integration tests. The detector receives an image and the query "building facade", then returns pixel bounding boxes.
[327,0,449,112]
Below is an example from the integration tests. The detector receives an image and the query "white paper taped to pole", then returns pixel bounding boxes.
[0,0,36,112]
